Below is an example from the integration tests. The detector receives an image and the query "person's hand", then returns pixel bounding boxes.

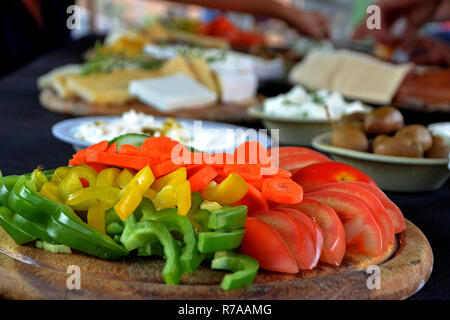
[353,0,442,46]
[407,36,450,67]
[281,7,329,39]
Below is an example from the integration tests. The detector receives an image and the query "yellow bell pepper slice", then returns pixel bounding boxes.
[152,167,187,192]
[96,168,121,187]
[51,166,70,184]
[65,186,120,211]
[115,168,135,189]
[87,202,109,233]
[118,166,155,198]
[57,165,98,201]
[200,200,222,212]
[202,173,248,205]
[153,185,177,210]
[143,188,157,200]
[176,180,191,216]
[31,169,49,191]
[40,182,61,202]
[114,182,142,221]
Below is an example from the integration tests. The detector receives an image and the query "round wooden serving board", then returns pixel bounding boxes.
[39,89,258,123]
[0,219,432,300]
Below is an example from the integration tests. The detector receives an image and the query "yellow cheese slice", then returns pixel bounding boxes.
[188,57,219,94]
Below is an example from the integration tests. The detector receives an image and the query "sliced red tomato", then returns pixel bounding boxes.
[305,191,384,257]
[274,207,323,269]
[346,181,405,233]
[308,182,395,250]
[251,210,317,270]
[239,217,299,273]
[270,147,331,171]
[275,198,346,266]
[234,183,268,214]
[293,162,377,192]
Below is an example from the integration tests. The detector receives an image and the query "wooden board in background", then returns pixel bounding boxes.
[0,220,433,300]
[39,89,258,123]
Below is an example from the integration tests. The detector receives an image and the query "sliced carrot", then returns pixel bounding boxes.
[210,153,234,167]
[246,177,265,191]
[118,144,142,155]
[264,168,292,179]
[86,162,109,173]
[262,178,303,204]
[69,157,86,166]
[188,166,218,192]
[105,142,118,153]
[223,164,262,181]
[73,149,87,159]
[87,140,109,152]
[86,150,149,171]
[186,164,205,178]
[234,183,268,213]
[141,137,187,160]
[152,158,185,178]
[234,141,272,166]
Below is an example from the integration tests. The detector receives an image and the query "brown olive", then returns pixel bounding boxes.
[372,136,424,158]
[331,125,369,152]
[364,106,404,135]
[395,125,433,151]
[337,112,366,131]
[425,136,450,159]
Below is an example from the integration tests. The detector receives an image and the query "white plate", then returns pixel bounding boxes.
[52,116,273,154]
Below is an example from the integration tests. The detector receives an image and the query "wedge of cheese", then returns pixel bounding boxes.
[129,73,218,111]
[188,57,220,94]
[161,55,198,81]
[66,69,161,104]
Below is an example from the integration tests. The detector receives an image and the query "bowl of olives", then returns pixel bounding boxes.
[312,106,450,192]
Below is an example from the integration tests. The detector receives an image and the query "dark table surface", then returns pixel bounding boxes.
[0,36,449,300]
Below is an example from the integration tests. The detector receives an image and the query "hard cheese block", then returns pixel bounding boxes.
[128,73,218,111]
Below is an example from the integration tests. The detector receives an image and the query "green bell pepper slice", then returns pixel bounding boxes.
[207,205,247,230]
[0,206,36,244]
[11,176,128,260]
[145,207,204,274]
[197,229,245,253]
[211,251,259,291]
[120,214,182,285]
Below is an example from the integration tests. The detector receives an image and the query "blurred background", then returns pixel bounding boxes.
[1,0,449,78]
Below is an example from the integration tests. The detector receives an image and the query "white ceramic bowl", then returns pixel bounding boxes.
[312,132,449,192]
[52,116,273,154]
[248,105,332,146]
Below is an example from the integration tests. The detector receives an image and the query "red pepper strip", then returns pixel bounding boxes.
[86,150,150,171]
[152,159,185,178]
[79,177,90,188]
[188,166,218,192]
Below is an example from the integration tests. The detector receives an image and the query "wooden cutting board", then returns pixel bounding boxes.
[39,89,258,122]
[0,219,432,300]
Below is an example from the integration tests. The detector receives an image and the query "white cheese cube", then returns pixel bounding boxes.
[128,73,218,111]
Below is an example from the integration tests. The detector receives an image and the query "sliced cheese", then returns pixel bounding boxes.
[66,69,161,104]
[52,74,77,99]
[129,73,218,111]
[37,64,81,90]
[289,49,412,104]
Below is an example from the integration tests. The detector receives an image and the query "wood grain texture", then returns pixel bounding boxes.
[0,219,432,300]
[39,89,257,122]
